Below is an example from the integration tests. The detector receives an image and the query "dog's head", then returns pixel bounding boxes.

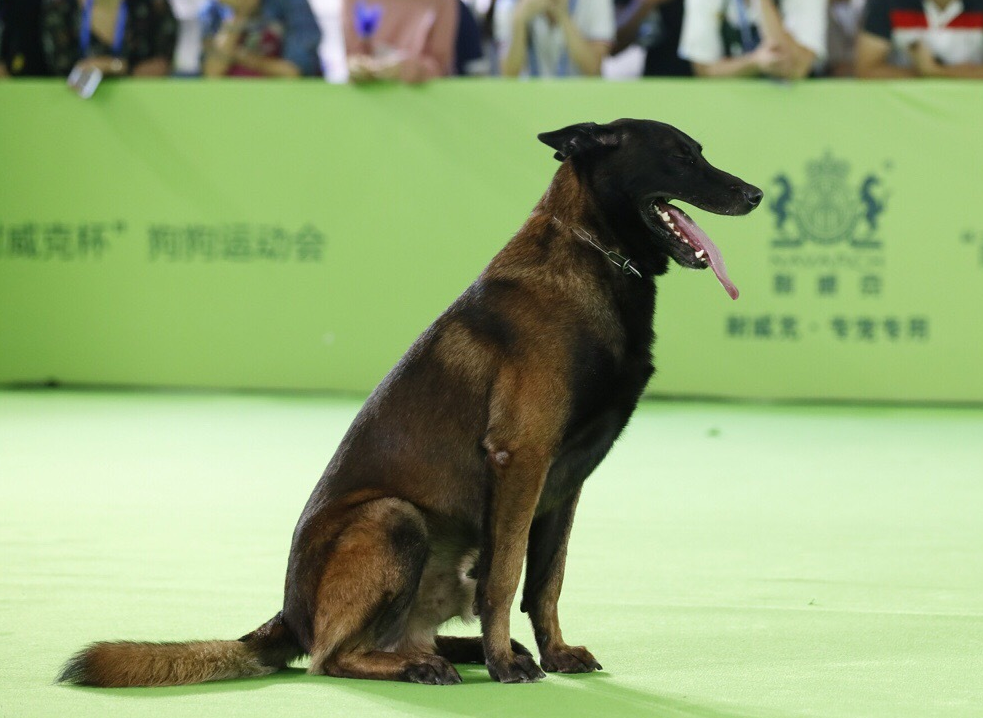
[539,119,762,299]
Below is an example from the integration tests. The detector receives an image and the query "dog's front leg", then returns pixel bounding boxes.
[479,442,550,683]
[477,371,562,684]
[521,490,602,673]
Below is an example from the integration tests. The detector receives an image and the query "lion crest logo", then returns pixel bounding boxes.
[770,152,888,249]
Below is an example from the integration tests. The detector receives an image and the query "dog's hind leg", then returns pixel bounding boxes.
[434,636,533,665]
[306,498,462,685]
[324,649,461,685]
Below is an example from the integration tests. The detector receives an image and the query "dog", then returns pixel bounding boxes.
[58,119,762,687]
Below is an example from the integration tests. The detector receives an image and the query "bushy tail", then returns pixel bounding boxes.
[57,612,302,688]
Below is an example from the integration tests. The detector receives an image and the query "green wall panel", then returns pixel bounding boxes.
[1,79,981,402]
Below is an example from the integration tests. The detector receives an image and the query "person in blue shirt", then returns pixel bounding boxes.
[202,0,321,77]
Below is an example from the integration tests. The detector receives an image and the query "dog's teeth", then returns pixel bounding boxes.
[662,213,686,242]
[695,249,705,259]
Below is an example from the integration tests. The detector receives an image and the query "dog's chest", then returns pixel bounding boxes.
[538,341,653,513]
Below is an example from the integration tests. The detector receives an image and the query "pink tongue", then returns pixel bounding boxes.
[664,204,739,300]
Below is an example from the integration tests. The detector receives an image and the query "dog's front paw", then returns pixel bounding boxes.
[539,644,602,674]
[486,651,546,683]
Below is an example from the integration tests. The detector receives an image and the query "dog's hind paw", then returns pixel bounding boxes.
[402,656,462,685]
[510,639,533,658]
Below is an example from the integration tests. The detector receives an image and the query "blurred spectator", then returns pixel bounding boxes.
[856,0,983,77]
[826,0,864,75]
[304,0,347,82]
[678,0,826,79]
[456,0,490,74]
[609,0,691,76]
[40,0,176,77]
[168,0,208,75]
[202,0,322,76]
[343,0,457,83]
[467,0,500,73]
[494,0,615,77]
[1,0,53,76]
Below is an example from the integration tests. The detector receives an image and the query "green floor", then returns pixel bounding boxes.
[1,390,981,718]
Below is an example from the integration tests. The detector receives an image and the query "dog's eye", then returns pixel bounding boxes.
[673,154,696,164]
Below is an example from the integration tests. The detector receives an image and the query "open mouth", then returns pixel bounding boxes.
[649,199,739,300]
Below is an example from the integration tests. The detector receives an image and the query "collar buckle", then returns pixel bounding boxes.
[552,216,642,279]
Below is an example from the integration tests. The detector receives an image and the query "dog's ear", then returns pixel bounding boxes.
[537,122,620,162]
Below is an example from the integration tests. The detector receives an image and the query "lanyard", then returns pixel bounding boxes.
[732,0,757,53]
[80,0,129,57]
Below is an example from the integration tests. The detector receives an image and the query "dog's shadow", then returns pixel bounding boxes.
[81,665,770,718]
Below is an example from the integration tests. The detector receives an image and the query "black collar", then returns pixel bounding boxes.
[551,216,642,279]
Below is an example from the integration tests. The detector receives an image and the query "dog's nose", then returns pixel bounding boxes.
[743,186,763,208]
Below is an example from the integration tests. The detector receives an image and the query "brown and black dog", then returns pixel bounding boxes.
[59,119,761,687]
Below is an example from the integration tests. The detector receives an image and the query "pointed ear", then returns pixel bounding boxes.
[537,122,620,162]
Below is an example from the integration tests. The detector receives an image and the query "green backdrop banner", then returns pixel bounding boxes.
[1,80,981,402]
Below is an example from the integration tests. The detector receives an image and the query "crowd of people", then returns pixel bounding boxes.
[1,0,981,82]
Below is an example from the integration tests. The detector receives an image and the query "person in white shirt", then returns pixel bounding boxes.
[495,0,616,76]
[678,0,826,79]
[856,0,983,78]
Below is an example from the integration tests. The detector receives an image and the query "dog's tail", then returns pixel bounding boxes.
[56,612,303,688]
